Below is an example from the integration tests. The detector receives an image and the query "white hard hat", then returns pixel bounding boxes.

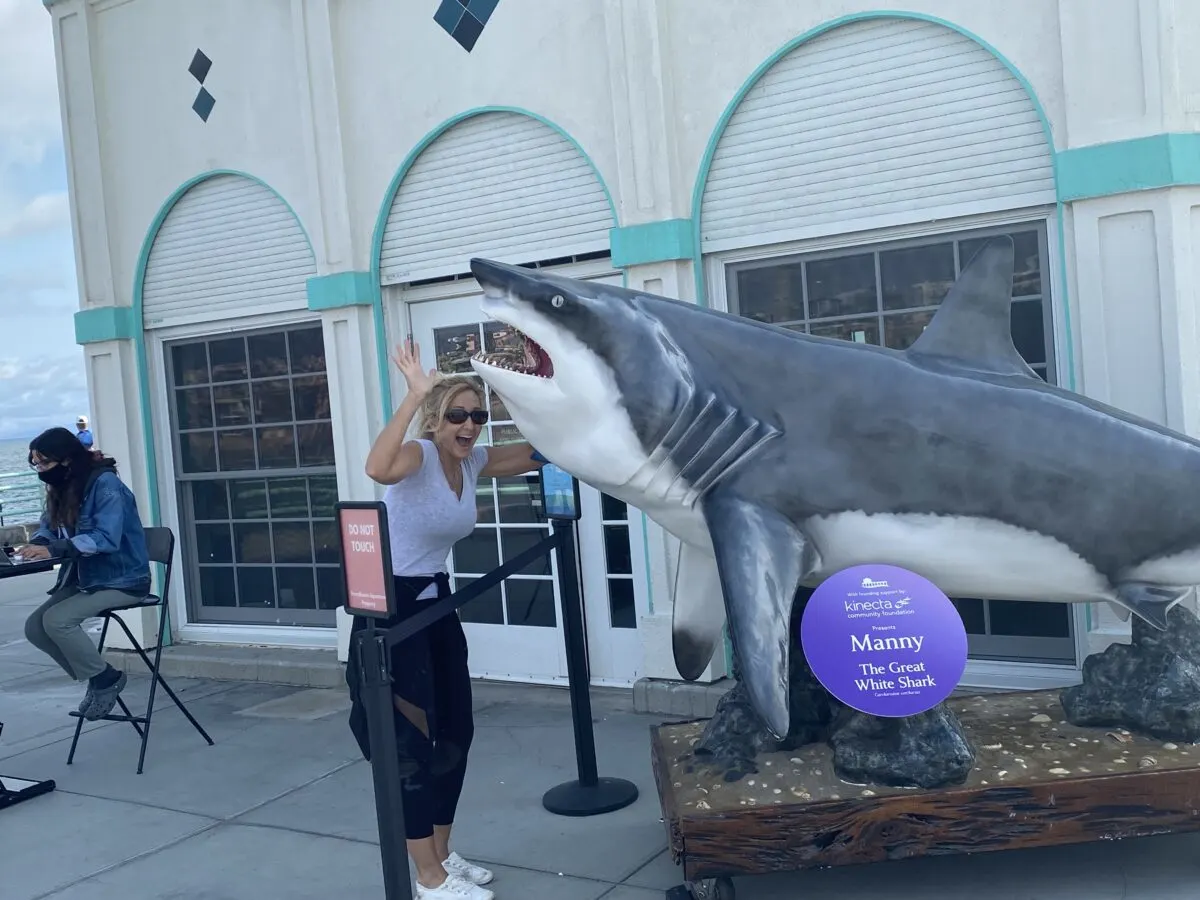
[76,415,88,426]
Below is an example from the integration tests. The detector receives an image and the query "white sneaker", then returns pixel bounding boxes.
[415,872,494,900]
[443,851,494,885]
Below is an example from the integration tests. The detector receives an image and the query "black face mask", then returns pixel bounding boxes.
[37,465,71,487]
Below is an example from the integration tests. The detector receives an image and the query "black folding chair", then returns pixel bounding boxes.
[67,526,214,774]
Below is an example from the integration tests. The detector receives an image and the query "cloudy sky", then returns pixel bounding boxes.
[0,0,88,442]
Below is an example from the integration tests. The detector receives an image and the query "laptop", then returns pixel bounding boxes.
[0,548,59,573]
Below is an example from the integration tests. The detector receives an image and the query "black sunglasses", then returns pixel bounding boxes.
[445,407,489,426]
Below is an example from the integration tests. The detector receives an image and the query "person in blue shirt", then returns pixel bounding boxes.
[75,415,93,450]
[16,427,151,720]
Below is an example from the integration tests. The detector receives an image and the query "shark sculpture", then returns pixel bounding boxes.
[467,237,1200,739]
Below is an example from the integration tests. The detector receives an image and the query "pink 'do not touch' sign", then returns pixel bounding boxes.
[340,507,390,615]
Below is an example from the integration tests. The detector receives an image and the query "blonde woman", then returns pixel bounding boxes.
[351,339,545,899]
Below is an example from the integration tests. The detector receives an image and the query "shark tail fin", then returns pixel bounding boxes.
[1113,582,1194,630]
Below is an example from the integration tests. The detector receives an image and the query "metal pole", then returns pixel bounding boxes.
[542,520,639,816]
[557,520,598,785]
[357,625,414,900]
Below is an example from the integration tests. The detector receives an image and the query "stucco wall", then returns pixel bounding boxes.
[88,0,312,310]
[332,0,619,271]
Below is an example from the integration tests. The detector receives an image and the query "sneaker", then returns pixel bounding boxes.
[443,851,494,885]
[415,872,494,899]
[82,671,127,721]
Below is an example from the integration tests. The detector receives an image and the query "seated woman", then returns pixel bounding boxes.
[17,427,151,721]
[349,340,546,900]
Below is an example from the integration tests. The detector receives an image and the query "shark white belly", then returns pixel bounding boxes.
[803,510,1116,603]
[1123,547,1200,585]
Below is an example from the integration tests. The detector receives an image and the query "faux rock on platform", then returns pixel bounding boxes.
[1061,603,1200,742]
[691,589,976,790]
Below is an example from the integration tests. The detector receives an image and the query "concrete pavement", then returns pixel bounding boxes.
[4,568,1200,899]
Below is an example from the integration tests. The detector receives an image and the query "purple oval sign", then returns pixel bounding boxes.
[800,564,968,718]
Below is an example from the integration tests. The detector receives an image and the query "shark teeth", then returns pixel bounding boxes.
[472,328,554,378]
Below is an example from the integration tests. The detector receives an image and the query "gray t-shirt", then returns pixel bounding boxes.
[382,438,489,600]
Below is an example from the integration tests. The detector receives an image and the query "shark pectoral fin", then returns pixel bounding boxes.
[704,494,816,740]
[670,541,726,681]
[1113,582,1194,630]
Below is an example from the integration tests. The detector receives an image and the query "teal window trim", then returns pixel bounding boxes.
[75,305,136,344]
[369,105,618,420]
[689,11,1058,306]
[131,169,315,529]
[1056,133,1200,201]
[610,219,694,268]
[686,10,1074,395]
[307,271,374,310]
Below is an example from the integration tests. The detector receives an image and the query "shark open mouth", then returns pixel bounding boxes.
[473,328,555,379]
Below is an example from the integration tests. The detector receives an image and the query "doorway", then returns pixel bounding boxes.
[401,271,645,685]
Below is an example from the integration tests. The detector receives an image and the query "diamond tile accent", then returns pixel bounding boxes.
[188,49,212,84]
[189,49,214,122]
[434,0,464,33]
[467,0,498,20]
[434,0,497,52]
[192,87,215,122]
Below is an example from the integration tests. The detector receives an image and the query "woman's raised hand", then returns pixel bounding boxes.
[392,338,437,399]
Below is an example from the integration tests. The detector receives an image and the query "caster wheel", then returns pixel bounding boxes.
[686,877,736,900]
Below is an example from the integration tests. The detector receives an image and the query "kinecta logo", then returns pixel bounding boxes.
[845,597,899,612]
[844,592,914,614]
[861,576,889,589]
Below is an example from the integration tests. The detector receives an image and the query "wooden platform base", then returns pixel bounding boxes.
[651,689,1200,887]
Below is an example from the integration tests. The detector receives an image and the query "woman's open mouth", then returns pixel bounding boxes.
[473,328,554,379]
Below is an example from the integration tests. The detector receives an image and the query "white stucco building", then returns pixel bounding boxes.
[43,0,1200,696]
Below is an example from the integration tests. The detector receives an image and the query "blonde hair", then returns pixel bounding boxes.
[412,373,485,439]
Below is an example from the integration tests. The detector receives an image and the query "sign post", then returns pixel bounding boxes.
[800,563,968,717]
[538,465,639,817]
[336,501,412,900]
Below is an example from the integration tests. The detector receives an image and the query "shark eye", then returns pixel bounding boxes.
[551,295,564,308]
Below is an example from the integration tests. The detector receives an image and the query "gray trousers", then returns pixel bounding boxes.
[24,586,135,681]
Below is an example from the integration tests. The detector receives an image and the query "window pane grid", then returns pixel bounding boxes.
[177,416,334,434]
[169,326,339,621]
[433,320,557,628]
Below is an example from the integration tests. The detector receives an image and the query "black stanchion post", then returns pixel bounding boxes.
[336,501,413,900]
[358,625,414,900]
[539,466,639,817]
[554,519,598,786]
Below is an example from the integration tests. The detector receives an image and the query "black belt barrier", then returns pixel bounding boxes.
[352,519,638,899]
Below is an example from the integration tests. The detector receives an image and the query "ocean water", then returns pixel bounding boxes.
[0,438,44,527]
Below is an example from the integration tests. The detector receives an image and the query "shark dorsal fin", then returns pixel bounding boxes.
[906,235,1037,378]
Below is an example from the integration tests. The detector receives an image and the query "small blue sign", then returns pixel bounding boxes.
[540,464,580,521]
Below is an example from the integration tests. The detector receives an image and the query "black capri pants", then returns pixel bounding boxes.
[346,573,475,840]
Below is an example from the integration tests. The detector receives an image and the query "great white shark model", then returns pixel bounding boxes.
[467,237,1200,739]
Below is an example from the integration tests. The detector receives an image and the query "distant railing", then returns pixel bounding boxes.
[0,470,43,528]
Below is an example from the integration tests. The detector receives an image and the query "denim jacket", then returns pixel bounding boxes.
[31,466,151,595]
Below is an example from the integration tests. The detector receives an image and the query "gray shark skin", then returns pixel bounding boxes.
[467,238,1200,740]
